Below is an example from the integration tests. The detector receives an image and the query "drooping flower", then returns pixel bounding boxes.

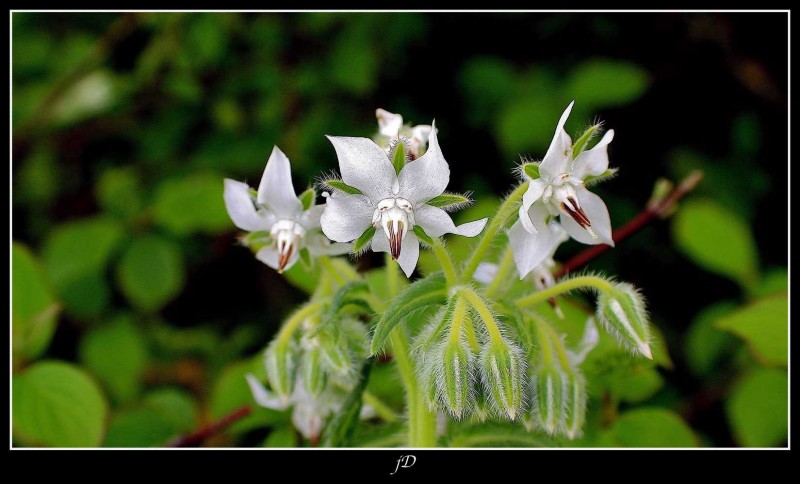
[375,108,434,159]
[320,123,488,277]
[518,101,615,247]
[223,146,350,273]
[507,212,569,280]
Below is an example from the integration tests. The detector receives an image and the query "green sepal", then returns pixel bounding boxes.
[522,163,540,180]
[413,225,434,246]
[583,168,618,186]
[427,192,471,210]
[571,124,600,158]
[299,247,313,270]
[323,179,363,195]
[299,188,316,211]
[353,226,376,253]
[390,140,407,174]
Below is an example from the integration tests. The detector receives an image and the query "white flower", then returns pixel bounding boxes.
[518,101,615,247]
[507,208,569,279]
[223,146,350,273]
[375,108,434,159]
[320,123,488,277]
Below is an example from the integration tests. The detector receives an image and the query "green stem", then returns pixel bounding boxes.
[318,255,347,287]
[432,238,459,287]
[485,245,516,299]
[363,391,399,423]
[461,182,529,284]
[458,287,504,345]
[390,327,437,447]
[515,275,615,309]
[385,253,400,299]
[529,313,572,370]
[277,301,325,345]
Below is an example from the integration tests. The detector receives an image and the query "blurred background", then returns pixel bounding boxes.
[11,12,788,448]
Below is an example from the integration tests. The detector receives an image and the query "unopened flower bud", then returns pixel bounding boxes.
[480,337,526,421]
[440,338,475,420]
[318,328,356,382]
[264,339,297,400]
[301,346,327,397]
[563,369,588,439]
[596,282,653,359]
[532,366,567,435]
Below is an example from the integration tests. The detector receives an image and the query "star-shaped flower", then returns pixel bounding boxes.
[518,101,615,247]
[375,108,434,159]
[320,123,488,277]
[224,146,350,273]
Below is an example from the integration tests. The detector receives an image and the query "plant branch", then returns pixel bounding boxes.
[554,171,704,278]
[169,405,252,447]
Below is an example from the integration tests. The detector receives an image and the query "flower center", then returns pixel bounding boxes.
[373,197,415,260]
[270,220,306,273]
[542,175,597,240]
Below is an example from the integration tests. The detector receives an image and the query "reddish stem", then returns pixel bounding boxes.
[170,405,252,447]
[554,171,703,278]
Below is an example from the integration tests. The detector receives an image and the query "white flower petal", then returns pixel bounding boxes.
[519,178,547,235]
[256,245,299,271]
[567,317,600,366]
[397,122,450,204]
[508,204,556,279]
[326,136,397,202]
[298,204,325,230]
[473,262,499,285]
[560,187,614,246]
[372,231,419,278]
[539,101,575,180]
[257,146,303,217]
[415,205,487,238]
[246,374,289,410]
[292,402,324,441]
[376,108,403,137]
[224,179,273,232]
[305,231,352,256]
[410,124,433,146]
[320,193,374,243]
[572,129,614,179]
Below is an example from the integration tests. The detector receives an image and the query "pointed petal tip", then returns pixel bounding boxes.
[639,344,653,360]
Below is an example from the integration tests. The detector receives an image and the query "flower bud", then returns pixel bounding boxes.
[596,282,653,359]
[563,369,588,439]
[480,337,526,421]
[264,339,297,400]
[532,365,567,435]
[440,337,475,420]
[318,328,356,382]
[301,346,327,397]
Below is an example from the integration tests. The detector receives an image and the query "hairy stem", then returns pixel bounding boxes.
[515,276,614,309]
[318,255,347,287]
[459,287,504,345]
[530,313,572,370]
[461,182,529,284]
[363,391,399,423]
[277,301,325,345]
[485,245,516,299]
[433,238,459,287]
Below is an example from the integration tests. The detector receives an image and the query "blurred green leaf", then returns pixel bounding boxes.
[12,243,60,363]
[323,360,372,447]
[753,268,788,298]
[731,113,761,156]
[607,408,697,447]
[153,172,231,236]
[446,422,556,448]
[566,59,649,109]
[51,70,117,126]
[497,96,561,157]
[143,388,199,432]
[262,426,296,447]
[672,198,758,288]
[13,360,108,447]
[104,407,178,447]
[16,147,60,205]
[328,29,377,95]
[96,166,144,221]
[716,295,787,367]
[42,216,124,319]
[459,57,517,126]
[726,368,787,447]
[116,234,185,313]
[210,359,290,435]
[616,365,663,403]
[79,314,148,403]
[185,13,230,69]
[684,301,740,377]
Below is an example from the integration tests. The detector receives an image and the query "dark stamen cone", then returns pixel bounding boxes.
[389,220,404,260]
[277,241,294,273]
[561,198,592,229]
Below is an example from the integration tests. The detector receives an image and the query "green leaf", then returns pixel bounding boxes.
[353,225,377,253]
[143,388,199,433]
[369,272,447,355]
[12,243,59,363]
[672,198,758,288]
[684,301,740,377]
[413,225,434,246]
[616,365,664,403]
[262,426,296,447]
[96,166,143,221]
[323,179,363,195]
[314,281,373,336]
[566,60,650,109]
[298,187,316,211]
[446,422,556,448]
[390,140,406,173]
[323,359,372,447]
[726,368,787,447]
[210,359,289,435]
[13,361,108,447]
[716,295,788,366]
[79,315,148,403]
[427,192,472,210]
[153,172,231,236]
[753,268,788,298]
[42,216,124,318]
[104,407,177,447]
[116,235,185,313]
[522,163,540,180]
[609,408,697,447]
[571,124,600,157]
[459,57,518,126]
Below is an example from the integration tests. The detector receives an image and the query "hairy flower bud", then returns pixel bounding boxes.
[533,365,567,435]
[563,369,588,439]
[440,337,475,419]
[264,339,297,400]
[318,328,356,382]
[480,337,526,421]
[301,346,327,397]
[596,282,653,359]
